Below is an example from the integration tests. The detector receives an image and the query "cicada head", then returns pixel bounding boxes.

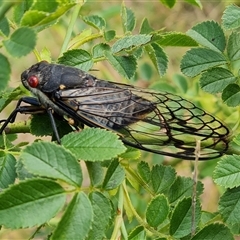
[21,61,53,93]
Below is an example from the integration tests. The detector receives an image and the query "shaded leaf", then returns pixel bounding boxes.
[102,159,125,190]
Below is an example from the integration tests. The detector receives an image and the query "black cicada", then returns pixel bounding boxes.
[0,61,230,160]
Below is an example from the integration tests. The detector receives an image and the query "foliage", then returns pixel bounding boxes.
[0,1,240,239]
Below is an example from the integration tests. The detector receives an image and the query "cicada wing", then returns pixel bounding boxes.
[54,84,229,160]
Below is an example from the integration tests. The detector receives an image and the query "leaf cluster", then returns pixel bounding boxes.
[0,1,240,239]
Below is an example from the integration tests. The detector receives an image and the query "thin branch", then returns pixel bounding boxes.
[191,140,200,237]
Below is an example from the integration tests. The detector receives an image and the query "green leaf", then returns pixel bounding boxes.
[105,52,137,79]
[31,0,58,12]
[150,81,176,94]
[140,18,154,34]
[62,129,126,161]
[139,62,153,80]
[0,53,10,91]
[137,161,151,183]
[168,176,203,204]
[120,146,141,160]
[151,164,176,194]
[20,142,82,187]
[121,4,135,33]
[30,114,55,137]
[86,162,104,187]
[172,74,188,93]
[219,187,240,230]
[58,49,93,71]
[30,113,73,139]
[13,2,25,24]
[102,159,125,190]
[16,160,34,180]
[0,179,66,228]
[192,223,233,240]
[222,83,240,107]
[3,27,36,57]
[39,47,52,62]
[154,32,198,47]
[104,30,116,42]
[184,0,202,8]
[145,43,168,76]
[199,67,236,93]
[213,155,240,188]
[146,194,169,227]
[129,226,146,240]
[21,2,76,27]
[0,153,16,189]
[0,17,10,37]
[52,192,93,240]
[181,48,226,77]
[170,198,201,238]
[160,0,176,8]
[21,10,49,27]
[227,32,240,61]
[0,86,26,111]
[92,43,111,58]
[87,192,112,240]
[111,34,152,53]
[83,15,106,30]
[222,5,240,30]
[187,21,226,53]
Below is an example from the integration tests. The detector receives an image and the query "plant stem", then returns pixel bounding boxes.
[59,4,82,57]
[111,184,124,240]
[0,1,21,22]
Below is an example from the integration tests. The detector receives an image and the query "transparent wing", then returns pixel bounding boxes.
[55,82,229,160]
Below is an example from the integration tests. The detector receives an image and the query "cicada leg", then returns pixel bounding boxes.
[0,97,61,143]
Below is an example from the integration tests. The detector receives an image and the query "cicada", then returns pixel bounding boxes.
[0,61,230,160]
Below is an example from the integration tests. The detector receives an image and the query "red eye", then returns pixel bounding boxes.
[28,75,39,88]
